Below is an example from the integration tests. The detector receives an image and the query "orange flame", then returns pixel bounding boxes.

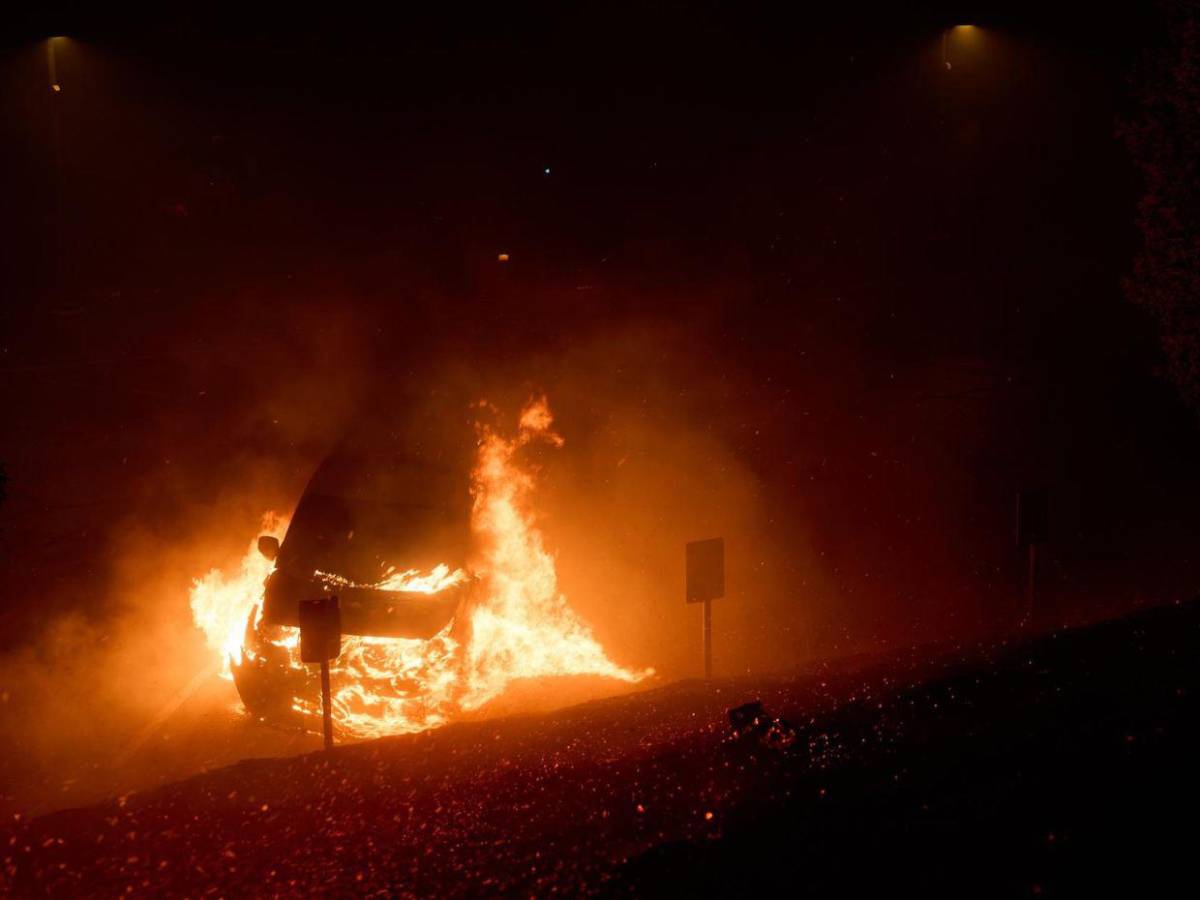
[189,512,286,678]
[189,397,651,738]
[314,564,468,594]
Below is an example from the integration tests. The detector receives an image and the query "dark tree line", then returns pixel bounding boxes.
[1123,1,1200,412]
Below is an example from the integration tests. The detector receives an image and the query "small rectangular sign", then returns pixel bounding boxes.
[686,538,725,604]
[299,596,342,663]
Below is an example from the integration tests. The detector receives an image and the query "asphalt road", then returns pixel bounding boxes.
[5,601,1199,897]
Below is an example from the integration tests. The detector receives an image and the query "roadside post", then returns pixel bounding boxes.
[299,596,342,751]
[1016,489,1049,626]
[686,538,725,680]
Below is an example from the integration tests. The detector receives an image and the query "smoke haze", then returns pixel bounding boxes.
[4,6,1200,816]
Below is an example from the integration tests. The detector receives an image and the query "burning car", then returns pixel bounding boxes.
[231,413,478,725]
[194,397,648,740]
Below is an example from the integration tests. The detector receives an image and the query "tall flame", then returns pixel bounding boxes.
[189,397,650,738]
[190,511,286,677]
[462,396,639,698]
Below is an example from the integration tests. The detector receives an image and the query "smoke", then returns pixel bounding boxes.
[0,263,1092,819]
[509,324,826,678]
[0,285,1156,819]
[0,289,369,817]
[5,15,1199,833]
[2,276,1168,818]
[342,317,831,681]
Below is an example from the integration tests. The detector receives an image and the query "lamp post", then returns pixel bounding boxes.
[46,38,67,180]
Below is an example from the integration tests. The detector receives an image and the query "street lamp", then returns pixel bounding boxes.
[47,36,67,92]
[942,24,978,70]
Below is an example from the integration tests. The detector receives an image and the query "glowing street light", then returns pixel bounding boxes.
[47,36,67,92]
[941,24,980,70]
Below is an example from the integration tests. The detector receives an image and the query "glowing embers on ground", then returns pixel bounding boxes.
[189,397,651,739]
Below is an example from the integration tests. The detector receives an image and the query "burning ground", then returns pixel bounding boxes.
[5,599,1200,896]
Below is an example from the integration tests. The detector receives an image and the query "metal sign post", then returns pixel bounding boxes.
[299,596,342,751]
[1016,489,1049,626]
[319,662,333,751]
[686,538,725,679]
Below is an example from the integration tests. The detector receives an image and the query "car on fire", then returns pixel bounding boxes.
[231,411,478,722]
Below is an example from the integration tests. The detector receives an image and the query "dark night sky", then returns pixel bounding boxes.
[2,2,1198,666]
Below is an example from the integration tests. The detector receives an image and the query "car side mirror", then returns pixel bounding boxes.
[257,535,280,561]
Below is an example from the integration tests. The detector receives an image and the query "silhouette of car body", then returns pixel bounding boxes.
[232,409,477,720]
